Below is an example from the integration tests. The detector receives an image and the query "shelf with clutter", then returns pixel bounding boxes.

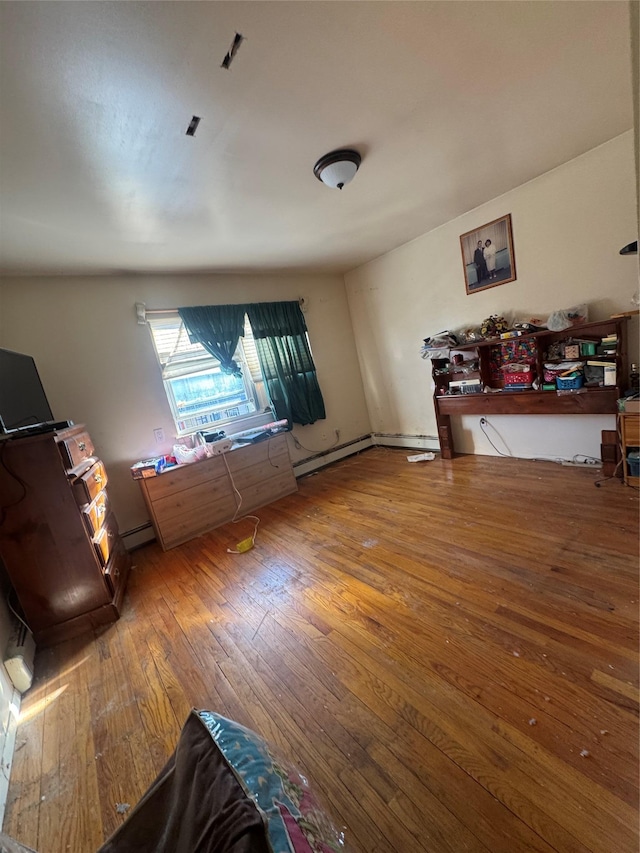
[422,310,630,459]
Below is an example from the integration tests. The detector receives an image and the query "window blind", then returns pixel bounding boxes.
[148,312,262,382]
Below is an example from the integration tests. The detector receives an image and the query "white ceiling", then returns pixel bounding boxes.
[0,1,633,277]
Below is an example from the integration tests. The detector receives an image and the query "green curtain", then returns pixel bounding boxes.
[178,304,246,377]
[245,301,326,426]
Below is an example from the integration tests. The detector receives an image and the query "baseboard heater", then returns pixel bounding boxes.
[121,522,155,551]
[372,433,440,450]
[293,435,374,477]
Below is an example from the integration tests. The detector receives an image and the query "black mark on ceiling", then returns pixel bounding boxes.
[221,32,244,70]
[186,116,201,137]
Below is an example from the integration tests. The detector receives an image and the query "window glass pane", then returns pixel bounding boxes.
[168,369,247,418]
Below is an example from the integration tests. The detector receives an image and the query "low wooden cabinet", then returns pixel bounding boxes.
[138,433,298,550]
[0,425,130,646]
[619,411,640,487]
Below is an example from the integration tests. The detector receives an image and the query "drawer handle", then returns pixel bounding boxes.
[97,505,106,517]
[94,473,103,484]
[78,441,86,451]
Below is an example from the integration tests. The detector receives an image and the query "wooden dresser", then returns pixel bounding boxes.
[138,433,297,550]
[0,424,130,646]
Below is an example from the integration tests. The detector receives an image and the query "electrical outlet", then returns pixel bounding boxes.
[153,428,164,444]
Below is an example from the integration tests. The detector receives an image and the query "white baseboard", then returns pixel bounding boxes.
[0,686,20,829]
[293,435,374,477]
[372,433,440,451]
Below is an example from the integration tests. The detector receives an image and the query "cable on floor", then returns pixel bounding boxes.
[222,452,260,552]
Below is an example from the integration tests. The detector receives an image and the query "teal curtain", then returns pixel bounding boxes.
[178,304,246,377]
[245,301,326,426]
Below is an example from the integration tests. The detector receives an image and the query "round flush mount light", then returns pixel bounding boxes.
[313,148,361,190]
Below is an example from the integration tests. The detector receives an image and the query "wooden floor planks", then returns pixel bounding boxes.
[4,449,639,852]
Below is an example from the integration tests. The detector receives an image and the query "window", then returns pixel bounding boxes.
[147,313,268,435]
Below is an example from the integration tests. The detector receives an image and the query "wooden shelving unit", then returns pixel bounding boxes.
[432,318,628,458]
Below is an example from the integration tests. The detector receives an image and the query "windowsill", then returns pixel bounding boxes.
[177,410,275,443]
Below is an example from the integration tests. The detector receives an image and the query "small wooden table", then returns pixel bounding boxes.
[618,411,640,486]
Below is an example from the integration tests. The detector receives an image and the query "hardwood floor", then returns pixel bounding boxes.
[4,449,639,853]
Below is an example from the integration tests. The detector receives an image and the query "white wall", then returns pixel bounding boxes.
[0,274,371,533]
[345,132,639,461]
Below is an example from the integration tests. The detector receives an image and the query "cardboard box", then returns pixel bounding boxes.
[622,398,640,413]
[131,457,166,479]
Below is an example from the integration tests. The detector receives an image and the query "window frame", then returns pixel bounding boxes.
[146,312,271,437]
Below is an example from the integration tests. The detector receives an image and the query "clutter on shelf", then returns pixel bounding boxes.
[546,303,588,331]
[480,314,510,338]
[421,302,597,359]
[420,330,461,359]
[426,319,626,400]
[424,303,632,459]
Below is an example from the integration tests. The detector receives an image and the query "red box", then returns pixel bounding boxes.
[504,371,533,385]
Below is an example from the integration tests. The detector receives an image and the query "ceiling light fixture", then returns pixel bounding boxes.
[313,149,361,190]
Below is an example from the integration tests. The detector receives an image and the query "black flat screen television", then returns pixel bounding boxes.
[0,347,55,433]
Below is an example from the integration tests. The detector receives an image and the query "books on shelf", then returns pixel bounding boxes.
[503,383,533,391]
[599,333,617,353]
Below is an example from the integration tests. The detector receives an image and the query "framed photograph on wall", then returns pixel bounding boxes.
[460,213,516,295]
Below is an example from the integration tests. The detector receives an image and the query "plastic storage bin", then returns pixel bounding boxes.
[627,450,640,477]
[556,374,584,390]
[504,371,533,386]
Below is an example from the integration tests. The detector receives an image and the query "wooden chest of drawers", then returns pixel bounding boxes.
[139,433,298,550]
[0,424,130,646]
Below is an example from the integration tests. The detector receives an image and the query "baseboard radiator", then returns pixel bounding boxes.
[372,432,440,451]
[292,435,374,477]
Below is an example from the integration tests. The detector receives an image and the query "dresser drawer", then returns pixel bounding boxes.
[93,512,119,567]
[103,538,130,597]
[58,430,95,470]
[81,489,109,536]
[620,413,640,446]
[73,460,108,505]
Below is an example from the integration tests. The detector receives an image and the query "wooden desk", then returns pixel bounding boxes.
[618,411,640,487]
[138,433,297,550]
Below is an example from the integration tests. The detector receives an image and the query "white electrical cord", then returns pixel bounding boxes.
[480,418,602,466]
[7,589,31,633]
[222,452,260,553]
[292,429,340,454]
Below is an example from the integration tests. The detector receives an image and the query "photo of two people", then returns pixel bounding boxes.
[460,214,517,295]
